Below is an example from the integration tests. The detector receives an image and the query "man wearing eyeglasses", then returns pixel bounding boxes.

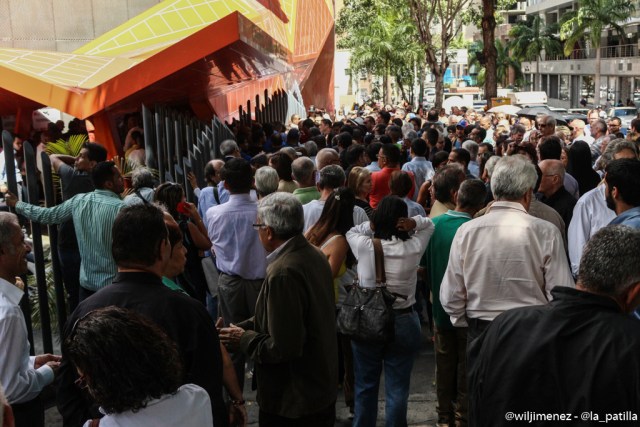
[607,117,623,137]
[0,212,61,427]
[538,115,556,137]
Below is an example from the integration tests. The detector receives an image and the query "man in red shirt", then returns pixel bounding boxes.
[370,144,414,208]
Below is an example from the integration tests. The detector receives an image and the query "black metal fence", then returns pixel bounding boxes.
[1,87,305,352]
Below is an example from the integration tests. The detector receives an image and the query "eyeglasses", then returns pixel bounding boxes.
[252,223,267,230]
[539,124,547,128]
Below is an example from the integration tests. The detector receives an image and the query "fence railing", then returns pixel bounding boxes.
[545,44,639,61]
[2,87,303,352]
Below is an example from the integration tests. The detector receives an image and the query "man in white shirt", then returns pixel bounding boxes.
[440,156,574,342]
[569,119,594,145]
[0,212,60,427]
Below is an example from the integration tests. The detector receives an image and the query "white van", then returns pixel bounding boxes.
[507,91,548,107]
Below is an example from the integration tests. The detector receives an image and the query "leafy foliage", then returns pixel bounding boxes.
[45,134,87,157]
[470,40,524,87]
[509,15,562,62]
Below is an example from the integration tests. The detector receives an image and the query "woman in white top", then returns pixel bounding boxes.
[346,195,434,427]
[65,307,213,427]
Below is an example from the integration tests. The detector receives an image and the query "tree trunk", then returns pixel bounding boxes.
[434,68,444,111]
[482,0,497,105]
[382,73,388,105]
[397,78,409,105]
[536,57,541,91]
[594,46,602,106]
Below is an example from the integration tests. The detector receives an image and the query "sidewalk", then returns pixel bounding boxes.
[44,327,438,426]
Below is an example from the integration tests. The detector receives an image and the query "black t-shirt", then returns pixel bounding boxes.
[57,164,94,249]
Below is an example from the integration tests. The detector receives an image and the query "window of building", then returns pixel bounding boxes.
[581,76,595,105]
[559,75,570,101]
[549,74,559,99]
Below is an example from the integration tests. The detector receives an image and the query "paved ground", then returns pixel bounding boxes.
[42,326,438,426]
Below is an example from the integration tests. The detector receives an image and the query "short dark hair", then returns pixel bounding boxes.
[222,158,253,192]
[379,111,391,124]
[336,132,353,149]
[64,307,183,415]
[538,136,563,160]
[83,142,107,162]
[605,159,640,207]
[389,171,413,198]
[321,118,332,127]
[426,128,439,146]
[475,127,487,141]
[112,204,168,267]
[411,138,428,156]
[427,109,439,122]
[454,148,471,167]
[269,152,294,182]
[367,141,383,162]
[457,179,487,209]
[380,143,401,165]
[433,164,465,203]
[432,151,449,169]
[479,142,494,153]
[91,161,116,189]
[345,144,366,166]
[372,196,409,241]
[301,118,315,130]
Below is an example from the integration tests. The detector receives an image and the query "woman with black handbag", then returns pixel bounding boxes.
[345,195,434,427]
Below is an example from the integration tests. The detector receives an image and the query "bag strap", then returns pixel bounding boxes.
[134,189,150,205]
[213,186,220,205]
[372,238,386,285]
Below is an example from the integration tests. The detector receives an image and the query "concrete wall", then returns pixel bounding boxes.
[0,0,161,52]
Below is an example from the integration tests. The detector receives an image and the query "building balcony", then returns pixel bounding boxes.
[545,44,639,60]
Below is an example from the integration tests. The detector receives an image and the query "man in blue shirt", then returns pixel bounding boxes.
[206,158,267,391]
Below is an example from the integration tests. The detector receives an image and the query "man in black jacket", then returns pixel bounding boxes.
[469,225,640,426]
[56,204,239,427]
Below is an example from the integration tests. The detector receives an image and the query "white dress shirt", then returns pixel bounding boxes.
[83,383,212,427]
[401,156,435,201]
[567,184,616,276]
[440,201,574,326]
[346,216,434,309]
[0,278,54,404]
[303,199,368,232]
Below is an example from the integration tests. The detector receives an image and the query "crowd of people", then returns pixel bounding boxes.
[1,101,640,427]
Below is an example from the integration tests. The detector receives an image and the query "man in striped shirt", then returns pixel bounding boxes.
[6,161,124,301]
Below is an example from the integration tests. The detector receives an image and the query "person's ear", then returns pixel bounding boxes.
[622,282,640,313]
[452,190,459,206]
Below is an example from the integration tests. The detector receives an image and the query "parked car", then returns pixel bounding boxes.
[606,107,639,130]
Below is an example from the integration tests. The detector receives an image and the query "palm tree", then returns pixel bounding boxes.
[509,15,562,91]
[560,0,636,106]
[469,40,523,88]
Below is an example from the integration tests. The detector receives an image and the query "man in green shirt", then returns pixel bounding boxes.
[6,161,124,300]
[421,179,486,427]
[292,157,320,205]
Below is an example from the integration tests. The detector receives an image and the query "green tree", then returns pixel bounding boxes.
[336,0,423,105]
[509,15,562,92]
[409,0,474,110]
[560,0,636,106]
[470,40,523,87]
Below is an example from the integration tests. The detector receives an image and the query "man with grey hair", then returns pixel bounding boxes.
[0,212,60,427]
[122,167,155,206]
[302,165,368,231]
[441,155,574,342]
[254,166,279,199]
[220,139,240,161]
[567,138,637,276]
[589,119,608,160]
[462,140,479,178]
[292,157,320,205]
[469,225,640,424]
[538,115,556,137]
[219,192,338,426]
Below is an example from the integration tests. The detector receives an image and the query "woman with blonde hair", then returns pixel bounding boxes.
[347,166,373,219]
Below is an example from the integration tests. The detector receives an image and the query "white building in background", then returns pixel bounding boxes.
[520,0,640,108]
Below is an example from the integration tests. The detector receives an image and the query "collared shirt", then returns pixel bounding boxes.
[292,186,321,205]
[16,190,124,291]
[0,278,54,404]
[468,161,480,178]
[346,216,434,309]
[206,193,267,280]
[441,201,575,326]
[303,199,369,232]
[429,200,455,219]
[197,185,229,220]
[402,156,435,201]
[265,236,296,265]
[540,186,576,234]
[610,206,640,229]
[365,161,381,172]
[564,173,580,199]
[403,197,426,217]
[567,185,616,276]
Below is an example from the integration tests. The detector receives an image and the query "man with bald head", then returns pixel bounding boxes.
[198,159,227,218]
[570,119,594,145]
[538,115,556,137]
[292,157,320,204]
[538,159,577,233]
[316,148,341,171]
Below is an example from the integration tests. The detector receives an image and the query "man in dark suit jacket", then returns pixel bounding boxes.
[56,204,239,427]
[220,192,338,427]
